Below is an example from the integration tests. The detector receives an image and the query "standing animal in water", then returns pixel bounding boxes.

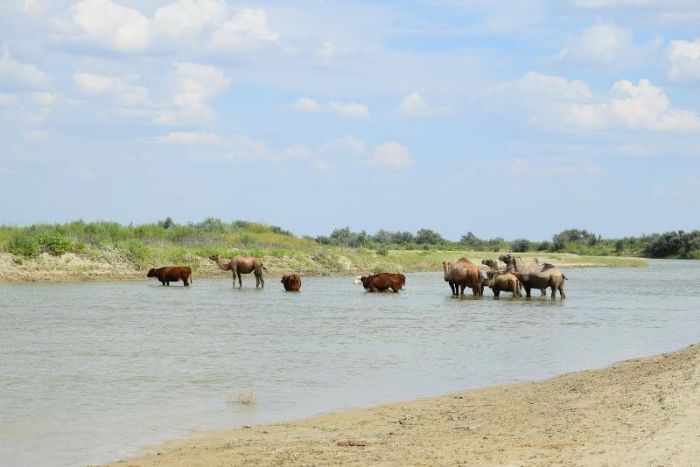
[209,254,266,288]
[147,266,192,286]
[484,271,521,297]
[442,258,483,296]
[356,273,404,292]
[499,254,567,298]
[281,274,302,292]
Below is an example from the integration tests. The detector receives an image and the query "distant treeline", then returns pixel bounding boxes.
[1,218,699,260]
[314,227,700,259]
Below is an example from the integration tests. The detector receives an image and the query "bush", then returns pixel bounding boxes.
[123,240,151,269]
[38,235,73,256]
[510,238,531,253]
[7,235,39,257]
[376,245,389,256]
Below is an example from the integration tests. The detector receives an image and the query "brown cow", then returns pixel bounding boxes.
[147,266,192,286]
[281,274,302,292]
[357,273,404,293]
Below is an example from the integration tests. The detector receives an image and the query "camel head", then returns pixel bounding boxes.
[209,254,220,262]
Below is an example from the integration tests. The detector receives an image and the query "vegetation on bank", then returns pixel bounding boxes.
[3,218,695,278]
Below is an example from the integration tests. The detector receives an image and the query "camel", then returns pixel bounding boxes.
[210,254,266,288]
[499,254,566,298]
[442,258,484,296]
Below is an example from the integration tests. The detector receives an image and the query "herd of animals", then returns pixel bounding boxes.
[146,253,568,298]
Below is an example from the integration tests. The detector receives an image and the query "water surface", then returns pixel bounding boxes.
[1,260,699,466]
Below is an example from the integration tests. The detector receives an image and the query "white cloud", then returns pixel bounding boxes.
[506,158,603,177]
[185,134,267,162]
[153,0,227,41]
[152,131,221,145]
[319,135,366,156]
[293,98,369,118]
[209,8,279,52]
[668,38,700,79]
[559,23,637,64]
[367,142,414,169]
[73,72,149,106]
[293,97,323,113]
[0,48,50,90]
[168,62,230,122]
[70,0,151,52]
[0,91,57,126]
[597,79,700,130]
[494,73,700,132]
[328,101,369,118]
[397,91,449,117]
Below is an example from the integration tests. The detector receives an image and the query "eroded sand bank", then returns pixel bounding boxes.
[107,343,699,466]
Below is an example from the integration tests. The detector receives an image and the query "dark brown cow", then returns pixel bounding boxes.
[147,266,192,286]
[357,273,404,293]
[281,274,302,292]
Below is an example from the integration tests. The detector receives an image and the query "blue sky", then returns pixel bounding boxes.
[1,0,699,240]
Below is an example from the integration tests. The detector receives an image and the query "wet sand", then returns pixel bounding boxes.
[107,343,699,466]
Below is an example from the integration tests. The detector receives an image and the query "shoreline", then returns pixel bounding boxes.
[0,251,647,283]
[107,343,699,466]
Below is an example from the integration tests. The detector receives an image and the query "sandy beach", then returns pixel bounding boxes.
[107,343,699,466]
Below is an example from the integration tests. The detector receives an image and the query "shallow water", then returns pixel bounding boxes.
[1,260,699,466]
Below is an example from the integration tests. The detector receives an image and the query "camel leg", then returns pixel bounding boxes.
[559,284,566,299]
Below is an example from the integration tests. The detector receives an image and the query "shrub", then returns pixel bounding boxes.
[6,235,40,257]
[124,240,151,269]
[376,245,389,256]
[38,235,73,256]
[510,238,531,253]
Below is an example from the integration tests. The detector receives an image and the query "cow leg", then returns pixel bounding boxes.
[259,274,264,288]
[494,289,500,297]
[524,285,531,297]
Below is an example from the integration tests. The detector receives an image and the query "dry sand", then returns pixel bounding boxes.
[107,344,699,466]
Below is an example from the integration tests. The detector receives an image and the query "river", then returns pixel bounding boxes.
[1,260,699,466]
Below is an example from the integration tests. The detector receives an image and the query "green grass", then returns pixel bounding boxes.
[0,220,651,279]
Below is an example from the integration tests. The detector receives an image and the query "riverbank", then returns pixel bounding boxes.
[0,249,646,282]
[107,343,698,466]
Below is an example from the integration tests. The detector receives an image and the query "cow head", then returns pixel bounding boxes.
[146,268,157,278]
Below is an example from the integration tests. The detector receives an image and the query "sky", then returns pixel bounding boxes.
[1,0,699,241]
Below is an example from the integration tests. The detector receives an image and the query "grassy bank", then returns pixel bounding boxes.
[0,219,647,282]
[0,246,646,283]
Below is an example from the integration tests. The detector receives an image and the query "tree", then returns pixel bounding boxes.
[415,228,444,245]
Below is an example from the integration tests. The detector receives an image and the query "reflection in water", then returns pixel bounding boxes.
[1,260,699,466]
